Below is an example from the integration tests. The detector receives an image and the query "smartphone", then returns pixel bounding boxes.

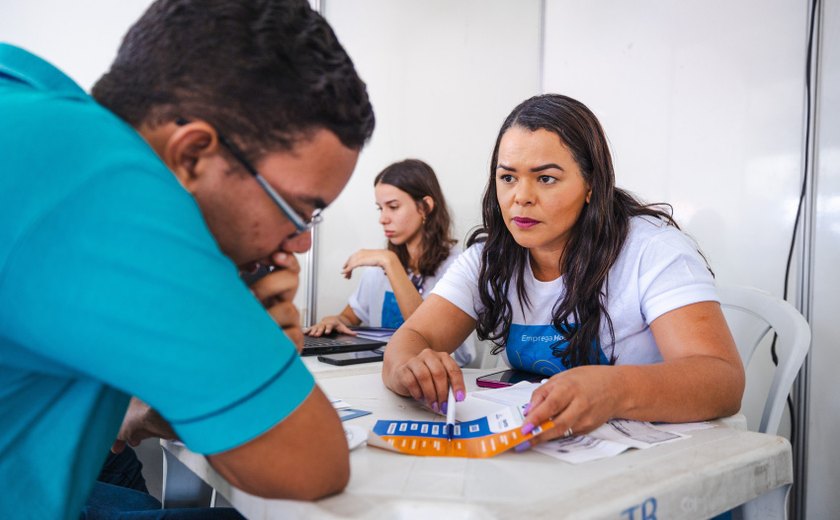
[240,263,275,286]
[475,369,544,388]
[318,349,384,366]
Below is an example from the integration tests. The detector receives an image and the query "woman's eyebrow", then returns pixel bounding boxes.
[496,163,565,172]
[531,163,565,173]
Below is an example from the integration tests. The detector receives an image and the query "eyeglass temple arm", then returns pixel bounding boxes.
[252,173,308,230]
[178,120,311,232]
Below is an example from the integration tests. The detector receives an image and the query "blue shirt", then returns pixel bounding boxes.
[0,44,314,519]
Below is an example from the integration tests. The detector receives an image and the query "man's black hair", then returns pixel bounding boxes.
[92,0,374,155]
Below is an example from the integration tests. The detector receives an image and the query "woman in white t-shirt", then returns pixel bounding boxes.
[382,95,744,444]
[306,159,474,366]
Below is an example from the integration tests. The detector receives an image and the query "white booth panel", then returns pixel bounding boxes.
[307,0,542,319]
[543,0,806,292]
[0,2,151,91]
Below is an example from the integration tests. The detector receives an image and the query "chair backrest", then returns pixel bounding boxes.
[717,285,811,435]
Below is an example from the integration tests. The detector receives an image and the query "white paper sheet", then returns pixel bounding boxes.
[455,382,703,464]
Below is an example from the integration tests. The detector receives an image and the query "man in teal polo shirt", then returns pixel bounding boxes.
[0,0,374,518]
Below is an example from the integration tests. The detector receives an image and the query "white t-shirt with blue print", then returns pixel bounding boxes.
[348,247,475,366]
[431,216,719,375]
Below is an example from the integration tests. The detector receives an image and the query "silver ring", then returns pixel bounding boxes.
[564,428,574,438]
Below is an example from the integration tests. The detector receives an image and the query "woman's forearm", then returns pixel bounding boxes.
[611,355,744,422]
[382,257,424,321]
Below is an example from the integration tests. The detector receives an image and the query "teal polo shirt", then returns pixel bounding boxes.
[0,44,314,519]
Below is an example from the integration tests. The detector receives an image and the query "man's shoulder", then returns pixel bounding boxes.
[20,91,149,152]
[2,84,161,175]
[4,85,177,205]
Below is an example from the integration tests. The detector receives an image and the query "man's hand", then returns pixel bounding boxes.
[111,397,177,454]
[246,251,304,351]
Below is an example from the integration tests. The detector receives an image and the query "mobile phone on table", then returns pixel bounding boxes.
[475,369,544,388]
[318,348,384,366]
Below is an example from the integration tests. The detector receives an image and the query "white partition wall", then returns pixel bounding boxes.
[309,0,543,320]
[543,0,806,292]
[0,2,151,90]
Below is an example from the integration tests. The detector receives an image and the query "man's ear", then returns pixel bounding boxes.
[163,121,220,192]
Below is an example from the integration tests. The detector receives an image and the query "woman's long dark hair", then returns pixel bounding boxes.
[468,94,679,368]
[375,159,457,278]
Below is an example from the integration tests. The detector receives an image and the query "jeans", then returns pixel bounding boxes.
[81,447,244,520]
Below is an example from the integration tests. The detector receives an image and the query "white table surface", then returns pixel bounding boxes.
[162,366,792,519]
[301,356,384,379]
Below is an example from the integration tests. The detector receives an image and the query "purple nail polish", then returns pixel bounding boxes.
[441,402,448,414]
[431,402,439,413]
[514,441,531,453]
[522,403,531,415]
[456,390,465,402]
[521,423,534,435]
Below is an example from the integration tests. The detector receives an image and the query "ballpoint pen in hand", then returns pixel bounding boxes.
[445,387,456,441]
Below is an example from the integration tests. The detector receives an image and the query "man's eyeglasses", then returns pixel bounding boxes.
[176,119,322,236]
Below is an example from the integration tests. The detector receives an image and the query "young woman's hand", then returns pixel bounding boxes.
[520,365,622,444]
[341,249,399,279]
[390,348,466,412]
[304,315,356,337]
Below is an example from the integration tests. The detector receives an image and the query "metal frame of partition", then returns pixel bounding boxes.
[791,0,823,517]
[302,0,326,328]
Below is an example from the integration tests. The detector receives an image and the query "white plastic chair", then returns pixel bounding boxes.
[718,285,811,435]
[718,285,809,520]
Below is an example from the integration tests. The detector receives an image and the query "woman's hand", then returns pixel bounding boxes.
[305,315,356,337]
[341,249,399,279]
[382,297,476,407]
[521,366,623,444]
[391,348,466,412]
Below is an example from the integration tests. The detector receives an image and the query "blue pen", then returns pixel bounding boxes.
[445,387,456,440]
